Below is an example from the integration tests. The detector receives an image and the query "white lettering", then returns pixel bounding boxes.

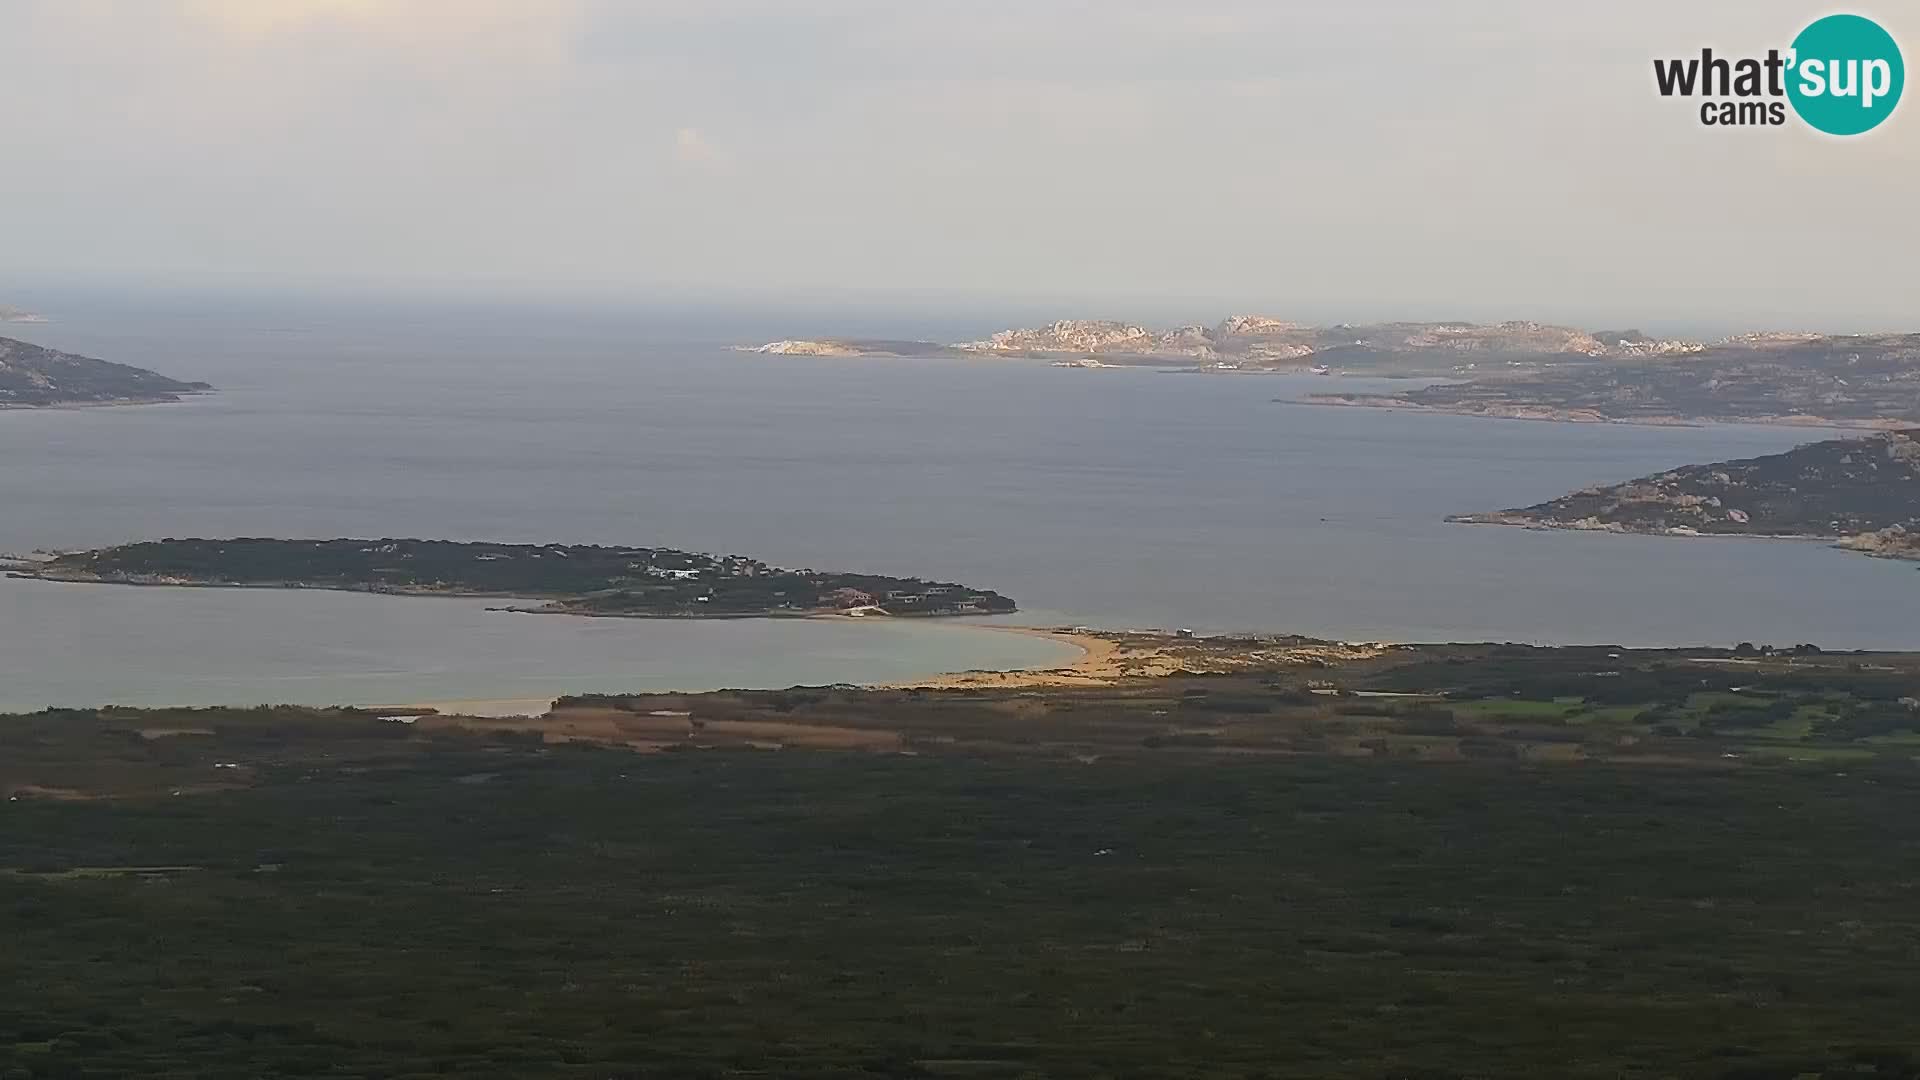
[1829,58,1859,99]
[1800,57,1827,96]
[1863,58,1892,107]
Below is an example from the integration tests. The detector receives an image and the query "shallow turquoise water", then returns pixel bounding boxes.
[0,575,1080,712]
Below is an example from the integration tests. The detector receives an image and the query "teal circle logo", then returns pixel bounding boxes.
[1786,14,1904,135]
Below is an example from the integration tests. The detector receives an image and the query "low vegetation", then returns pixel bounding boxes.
[1453,431,1920,561]
[17,538,1016,617]
[0,335,209,407]
[3,640,1918,1076]
[1315,333,1920,425]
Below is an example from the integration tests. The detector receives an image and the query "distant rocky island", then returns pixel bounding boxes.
[1452,431,1920,562]
[748,318,1920,427]
[746,317,1698,373]
[0,305,46,323]
[5,538,1018,618]
[0,335,211,407]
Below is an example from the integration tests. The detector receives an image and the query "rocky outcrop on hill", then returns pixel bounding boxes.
[962,320,1221,359]
[1839,525,1920,560]
[1215,315,1309,336]
[751,340,865,356]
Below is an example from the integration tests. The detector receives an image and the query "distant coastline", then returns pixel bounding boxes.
[741,315,1702,374]
[743,316,1920,429]
[0,393,211,412]
[1297,395,1897,431]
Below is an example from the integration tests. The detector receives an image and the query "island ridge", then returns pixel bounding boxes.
[0,335,210,407]
[1452,430,1920,561]
[7,537,1017,618]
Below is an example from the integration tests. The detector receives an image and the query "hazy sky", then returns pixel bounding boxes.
[2,0,1914,329]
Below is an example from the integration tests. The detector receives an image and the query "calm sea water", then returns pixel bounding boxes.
[1,293,1913,708]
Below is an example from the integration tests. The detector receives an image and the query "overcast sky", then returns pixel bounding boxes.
[1,1,1914,330]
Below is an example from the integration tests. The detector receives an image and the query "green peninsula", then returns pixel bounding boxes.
[1312,332,1920,427]
[1453,430,1920,561]
[11,538,1017,617]
[0,335,210,407]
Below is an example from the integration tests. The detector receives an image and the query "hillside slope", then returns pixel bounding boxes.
[1453,431,1920,560]
[1317,333,1920,426]
[0,336,210,406]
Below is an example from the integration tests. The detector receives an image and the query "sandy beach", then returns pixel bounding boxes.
[409,625,1124,717]
[881,625,1382,689]
[415,625,1388,716]
[883,626,1161,689]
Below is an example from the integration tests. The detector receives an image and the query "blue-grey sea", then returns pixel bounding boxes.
[1,292,1911,710]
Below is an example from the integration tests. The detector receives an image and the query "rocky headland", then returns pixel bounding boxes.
[0,335,211,407]
[1452,431,1920,562]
